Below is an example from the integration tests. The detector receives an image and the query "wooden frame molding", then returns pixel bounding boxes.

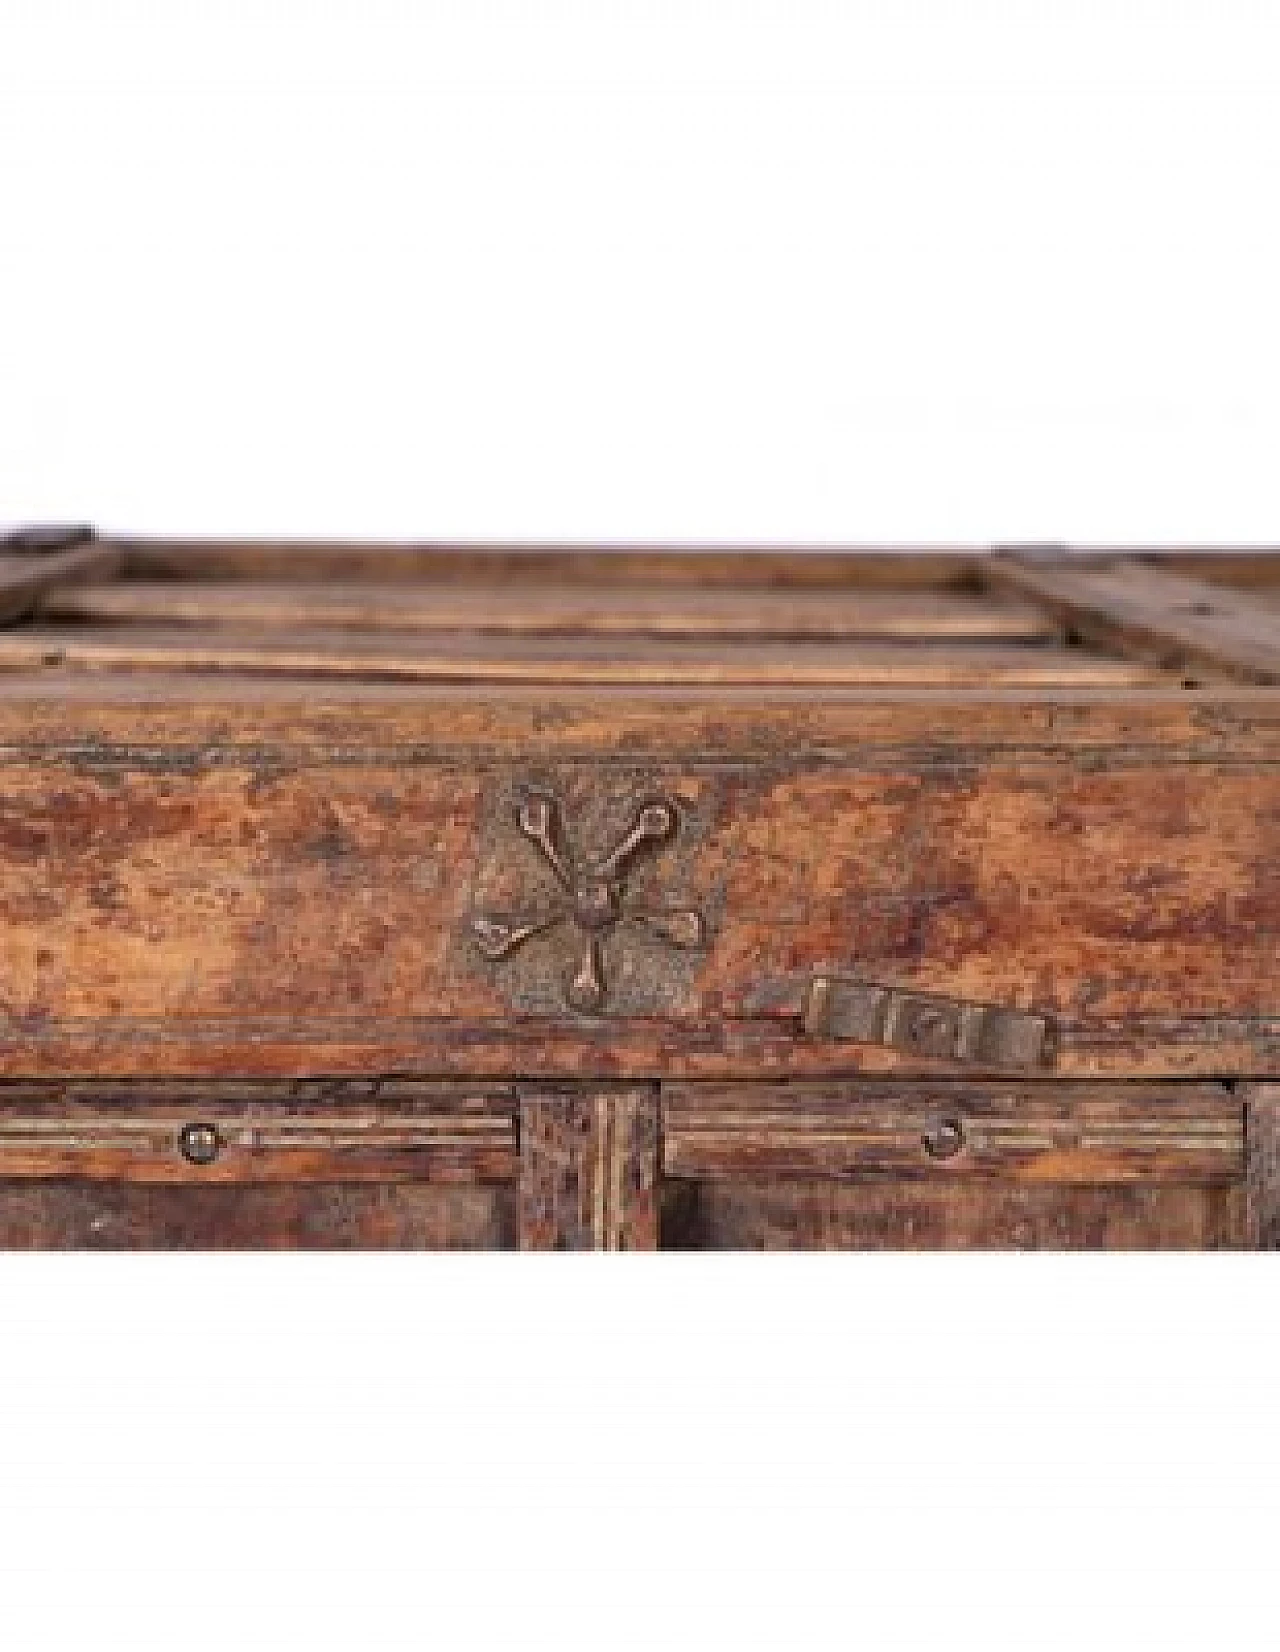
[0,1080,518,1184]
[662,1083,1243,1187]
[1245,1086,1280,1249]
[517,1087,661,1251]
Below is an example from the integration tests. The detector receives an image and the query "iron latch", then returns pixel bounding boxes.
[802,975,1055,1070]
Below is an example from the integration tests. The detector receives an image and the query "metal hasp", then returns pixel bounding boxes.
[802,975,1055,1070]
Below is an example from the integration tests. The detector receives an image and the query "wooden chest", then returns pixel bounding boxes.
[0,527,1275,1249]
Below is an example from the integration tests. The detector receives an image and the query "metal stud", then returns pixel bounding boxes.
[178,1121,220,1166]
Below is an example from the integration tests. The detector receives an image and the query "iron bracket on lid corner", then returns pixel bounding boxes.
[0,523,97,554]
[801,974,1057,1071]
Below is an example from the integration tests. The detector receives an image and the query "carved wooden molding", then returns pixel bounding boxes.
[663,1082,1241,1186]
[0,1083,517,1183]
[517,1087,660,1250]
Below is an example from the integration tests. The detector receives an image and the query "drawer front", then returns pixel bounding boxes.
[0,694,1273,1081]
[659,1081,1249,1251]
[0,1081,519,1249]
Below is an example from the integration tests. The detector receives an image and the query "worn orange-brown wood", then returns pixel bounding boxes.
[1244,1085,1280,1249]
[0,1080,517,1183]
[0,627,1162,686]
[662,1083,1242,1185]
[0,687,1271,1081]
[987,554,1280,683]
[40,580,1056,641]
[0,536,1274,1250]
[518,1087,660,1250]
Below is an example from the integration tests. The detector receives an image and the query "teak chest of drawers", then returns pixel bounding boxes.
[0,527,1275,1249]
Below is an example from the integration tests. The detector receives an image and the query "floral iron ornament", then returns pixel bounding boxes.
[471,793,706,1014]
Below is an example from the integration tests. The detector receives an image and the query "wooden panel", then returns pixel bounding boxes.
[669,1179,1246,1250]
[39,580,1055,641]
[988,554,1280,682]
[0,692,1272,1079]
[518,1087,660,1250]
[0,544,121,625]
[0,1181,515,1249]
[1245,1084,1280,1249]
[662,1083,1242,1185]
[0,628,1160,686]
[0,1080,517,1183]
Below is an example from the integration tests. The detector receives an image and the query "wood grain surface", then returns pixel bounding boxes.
[0,690,1270,1079]
[0,1080,517,1183]
[988,554,1280,682]
[113,539,982,589]
[1245,1084,1280,1249]
[39,580,1056,641]
[667,1178,1246,1250]
[0,1181,516,1249]
[0,538,1273,1250]
[0,628,1162,686]
[517,1087,660,1250]
[663,1082,1242,1185]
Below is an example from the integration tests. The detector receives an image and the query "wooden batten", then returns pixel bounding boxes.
[0,543,122,626]
[986,551,1280,683]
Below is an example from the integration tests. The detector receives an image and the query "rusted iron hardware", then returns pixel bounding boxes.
[802,975,1055,1069]
[177,1121,220,1165]
[471,792,706,1014]
[0,523,97,554]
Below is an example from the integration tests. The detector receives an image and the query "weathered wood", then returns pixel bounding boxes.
[518,1087,660,1250]
[662,1083,1242,1185]
[1245,1084,1280,1249]
[987,553,1280,683]
[0,1182,516,1249]
[0,690,1270,1080]
[671,1178,1246,1250]
[0,627,1162,686]
[0,544,121,625]
[0,1080,517,1183]
[1136,550,1280,591]
[39,580,1055,641]
[0,535,1272,1251]
[113,539,982,589]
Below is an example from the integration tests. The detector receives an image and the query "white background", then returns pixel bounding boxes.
[1,4,1278,1649]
